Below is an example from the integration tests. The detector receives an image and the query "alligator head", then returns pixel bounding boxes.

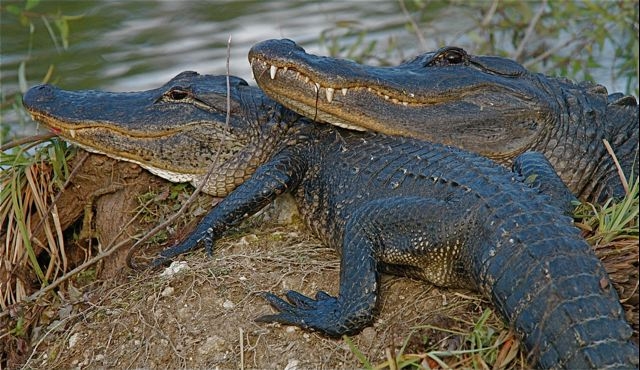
[23,71,296,197]
[249,39,554,162]
[249,39,639,201]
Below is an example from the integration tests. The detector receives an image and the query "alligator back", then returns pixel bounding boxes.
[292,127,637,368]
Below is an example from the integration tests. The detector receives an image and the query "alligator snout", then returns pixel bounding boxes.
[23,84,56,107]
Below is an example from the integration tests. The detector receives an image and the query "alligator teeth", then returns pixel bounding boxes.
[314,83,320,93]
[283,66,288,72]
[402,102,408,106]
[305,76,310,83]
[270,65,278,79]
[326,87,334,102]
[341,88,348,96]
[384,95,389,100]
[69,129,76,138]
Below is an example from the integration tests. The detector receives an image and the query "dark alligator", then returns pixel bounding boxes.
[248,38,639,202]
[23,72,638,369]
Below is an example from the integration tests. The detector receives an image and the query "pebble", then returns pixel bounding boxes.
[222,299,235,309]
[161,286,175,297]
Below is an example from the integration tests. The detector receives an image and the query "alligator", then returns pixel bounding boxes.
[248,38,639,202]
[23,72,638,369]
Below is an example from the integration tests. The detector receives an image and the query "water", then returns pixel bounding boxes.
[1,1,636,140]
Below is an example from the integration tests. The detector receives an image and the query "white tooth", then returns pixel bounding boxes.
[326,87,334,102]
[296,71,301,78]
[367,87,372,92]
[314,83,320,93]
[402,101,408,106]
[384,95,389,100]
[283,66,288,72]
[69,129,76,138]
[270,65,278,79]
[341,88,348,96]
[305,76,310,83]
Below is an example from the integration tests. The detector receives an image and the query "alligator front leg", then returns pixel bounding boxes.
[257,197,476,337]
[257,203,381,337]
[152,151,306,266]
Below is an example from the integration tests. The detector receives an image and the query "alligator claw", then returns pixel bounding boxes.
[256,290,349,337]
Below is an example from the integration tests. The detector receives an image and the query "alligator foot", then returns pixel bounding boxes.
[150,228,215,268]
[257,290,363,337]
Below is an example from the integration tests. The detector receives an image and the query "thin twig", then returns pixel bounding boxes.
[602,138,629,195]
[480,0,499,27]
[523,36,584,68]
[398,0,426,50]
[0,132,56,151]
[0,235,139,320]
[513,0,547,61]
[126,35,234,269]
[239,327,245,370]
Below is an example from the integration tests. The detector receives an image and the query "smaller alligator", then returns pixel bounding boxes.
[249,39,639,202]
[23,73,638,369]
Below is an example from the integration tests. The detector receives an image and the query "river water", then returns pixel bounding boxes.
[1,1,636,139]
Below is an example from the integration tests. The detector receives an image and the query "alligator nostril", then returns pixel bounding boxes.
[23,84,55,107]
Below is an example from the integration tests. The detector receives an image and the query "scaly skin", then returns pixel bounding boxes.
[23,73,638,368]
[249,38,639,202]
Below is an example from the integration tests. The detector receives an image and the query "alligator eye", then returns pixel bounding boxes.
[443,49,464,64]
[169,89,189,100]
[427,48,467,67]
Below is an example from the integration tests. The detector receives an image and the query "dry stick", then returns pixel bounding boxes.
[126,34,234,268]
[480,0,500,27]
[0,235,139,320]
[399,0,426,51]
[513,0,547,62]
[523,36,584,68]
[602,138,630,194]
[239,327,245,370]
[0,132,56,152]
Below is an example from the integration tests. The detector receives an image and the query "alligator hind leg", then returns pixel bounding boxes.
[513,151,578,214]
[257,196,478,336]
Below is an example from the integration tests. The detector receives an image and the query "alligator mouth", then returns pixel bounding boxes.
[28,110,186,140]
[250,57,430,107]
[250,57,422,132]
[27,109,206,181]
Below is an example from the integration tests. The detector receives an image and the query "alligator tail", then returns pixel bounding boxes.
[476,217,638,368]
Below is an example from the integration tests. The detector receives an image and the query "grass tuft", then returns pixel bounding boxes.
[1,137,75,311]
